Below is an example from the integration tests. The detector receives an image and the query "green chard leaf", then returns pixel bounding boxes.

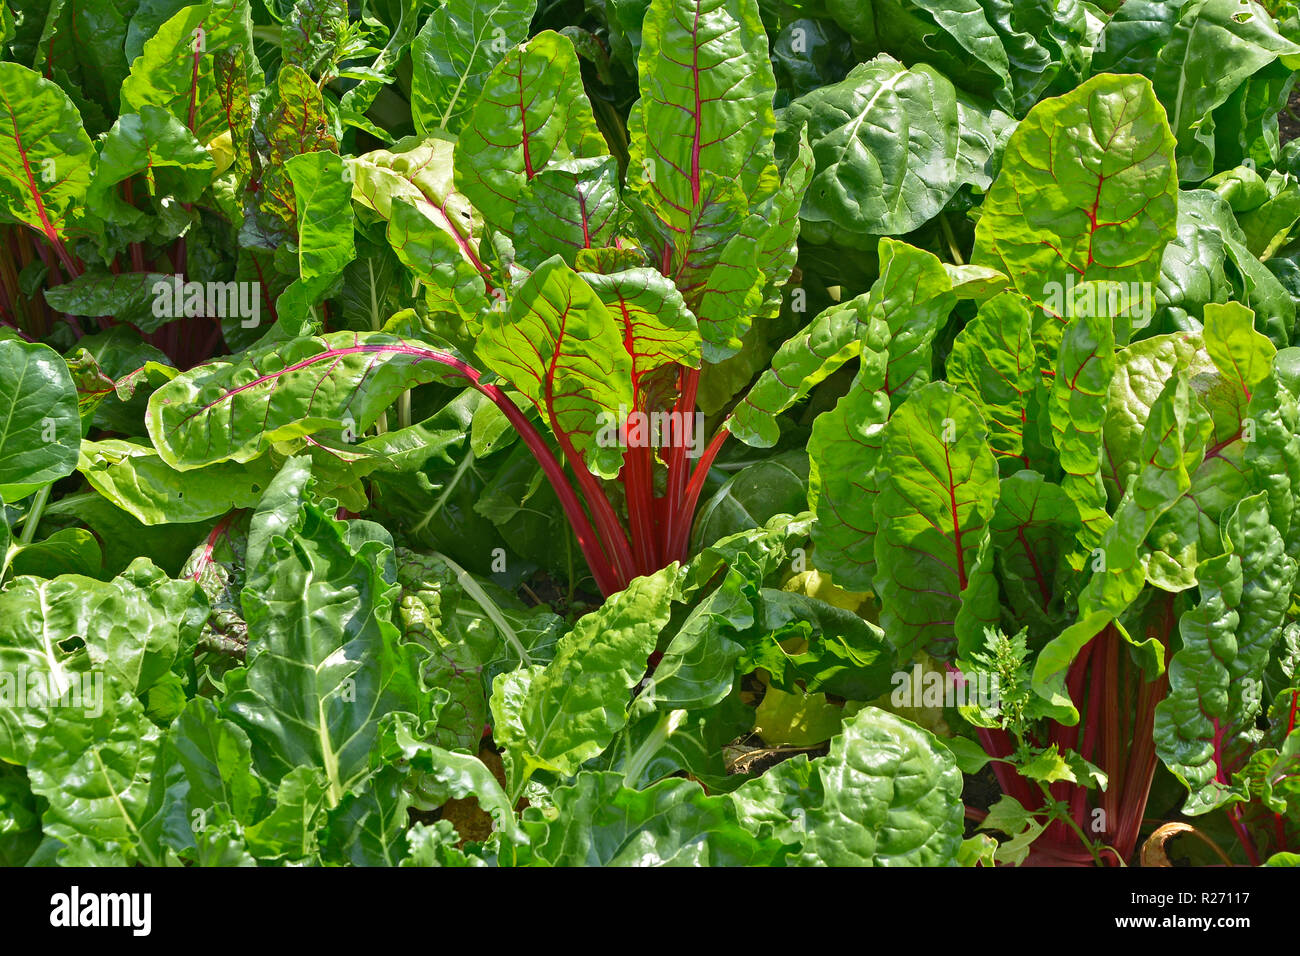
[873,381,1001,661]
[514,157,622,270]
[276,150,357,329]
[77,439,278,525]
[489,566,675,795]
[454,30,607,236]
[1049,304,1117,557]
[120,0,260,149]
[221,499,434,806]
[803,240,959,593]
[0,559,199,765]
[1155,494,1297,814]
[730,707,965,866]
[728,294,869,449]
[1148,0,1300,182]
[947,291,1038,474]
[988,471,1081,643]
[0,62,94,255]
[348,136,491,319]
[139,697,264,860]
[82,104,215,252]
[776,55,965,244]
[410,0,539,136]
[807,351,890,593]
[972,72,1178,360]
[146,332,469,469]
[476,256,633,479]
[522,771,783,866]
[0,339,80,501]
[1034,374,1213,717]
[624,0,782,359]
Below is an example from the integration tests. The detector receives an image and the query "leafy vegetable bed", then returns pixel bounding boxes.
[1,0,1299,868]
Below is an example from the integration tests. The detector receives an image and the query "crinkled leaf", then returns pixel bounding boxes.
[410,0,538,135]
[490,567,674,793]
[454,30,606,235]
[522,771,783,866]
[221,502,433,805]
[971,73,1178,350]
[776,55,964,243]
[874,382,1001,661]
[477,255,633,479]
[147,331,469,469]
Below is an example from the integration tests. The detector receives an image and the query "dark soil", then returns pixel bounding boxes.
[1281,87,1300,145]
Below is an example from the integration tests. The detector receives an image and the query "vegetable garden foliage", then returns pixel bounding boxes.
[1,0,1299,868]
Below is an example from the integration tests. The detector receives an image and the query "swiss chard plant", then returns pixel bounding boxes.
[3,0,1300,870]
[142,0,814,597]
[751,68,1300,865]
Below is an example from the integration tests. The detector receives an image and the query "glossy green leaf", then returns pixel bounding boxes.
[512,157,621,269]
[972,73,1178,340]
[45,272,181,333]
[692,456,808,550]
[120,0,259,148]
[140,697,264,858]
[871,239,957,406]
[874,382,1001,660]
[947,291,1038,472]
[730,296,874,449]
[454,30,606,235]
[1048,306,1116,555]
[78,439,277,525]
[797,706,964,865]
[988,471,1080,643]
[0,558,196,764]
[477,255,633,479]
[26,675,161,865]
[489,566,674,792]
[1152,0,1300,182]
[580,267,701,384]
[522,771,783,866]
[221,501,432,805]
[1202,300,1275,398]
[350,136,489,297]
[807,361,890,592]
[321,765,412,867]
[1178,189,1295,345]
[642,564,756,712]
[410,0,538,135]
[626,0,777,264]
[84,104,214,251]
[0,339,80,501]
[777,55,963,243]
[743,588,896,700]
[0,62,94,248]
[276,150,357,327]
[730,706,964,866]
[147,331,469,469]
[1155,494,1297,814]
[1034,374,1212,716]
